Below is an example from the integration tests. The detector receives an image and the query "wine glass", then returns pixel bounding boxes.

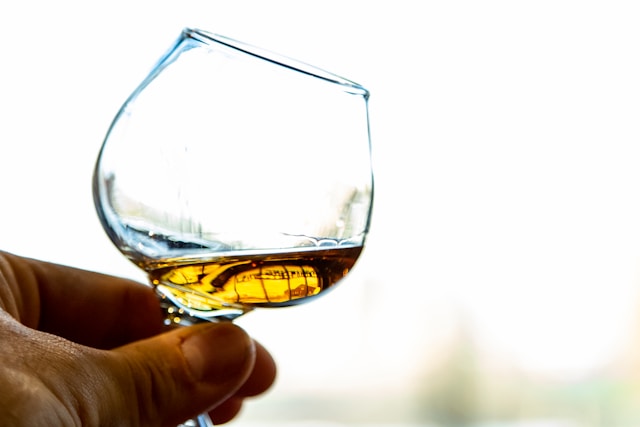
[93,28,373,426]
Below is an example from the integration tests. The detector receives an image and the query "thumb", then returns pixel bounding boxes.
[108,322,256,426]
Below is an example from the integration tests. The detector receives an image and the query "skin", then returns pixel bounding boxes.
[0,251,276,426]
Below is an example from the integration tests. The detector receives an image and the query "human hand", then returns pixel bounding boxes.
[0,251,276,426]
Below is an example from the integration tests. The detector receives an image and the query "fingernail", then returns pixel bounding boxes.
[181,323,255,383]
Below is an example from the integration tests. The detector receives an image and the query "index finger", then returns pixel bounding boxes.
[1,251,163,349]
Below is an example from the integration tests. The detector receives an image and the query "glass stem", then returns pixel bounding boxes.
[178,413,215,426]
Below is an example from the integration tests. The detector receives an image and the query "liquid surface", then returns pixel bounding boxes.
[149,246,362,320]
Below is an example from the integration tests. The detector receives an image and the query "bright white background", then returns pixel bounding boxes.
[2,1,640,426]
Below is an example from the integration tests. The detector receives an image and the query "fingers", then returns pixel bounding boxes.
[109,322,257,426]
[208,339,277,424]
[0,313,262,427]
[236,340,277,397]
[209,397,244,425]
[0,251,277,426]
[0,308,276,427]
[0,251,164,348]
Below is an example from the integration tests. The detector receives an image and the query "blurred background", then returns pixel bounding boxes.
[2,1,640,426]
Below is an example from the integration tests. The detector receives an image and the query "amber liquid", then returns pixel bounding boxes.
[149,246,362,320]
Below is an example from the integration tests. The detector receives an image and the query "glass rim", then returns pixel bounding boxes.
[184,28,369,97]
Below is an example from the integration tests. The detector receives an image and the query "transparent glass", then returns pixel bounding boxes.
[94,28,373,322]
[93,27,373,426]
